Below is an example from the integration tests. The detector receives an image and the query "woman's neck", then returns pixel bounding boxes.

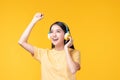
[54,45,64,51]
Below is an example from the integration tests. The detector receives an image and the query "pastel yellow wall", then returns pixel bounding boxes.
[0,0,120,80]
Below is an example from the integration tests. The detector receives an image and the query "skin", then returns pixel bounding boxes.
[18,13,80,74]
[50,24,65,50]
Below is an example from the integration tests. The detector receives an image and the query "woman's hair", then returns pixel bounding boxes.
[49,21,75,49]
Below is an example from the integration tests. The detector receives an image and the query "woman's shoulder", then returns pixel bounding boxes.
[34,46,51,52]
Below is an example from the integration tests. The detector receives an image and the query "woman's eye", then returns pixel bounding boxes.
[57,30,60,33]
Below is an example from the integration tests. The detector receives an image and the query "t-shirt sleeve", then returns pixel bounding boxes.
[33,46,45,62]
[71,50,80,64]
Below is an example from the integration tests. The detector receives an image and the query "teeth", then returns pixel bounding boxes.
[53,38,58,41]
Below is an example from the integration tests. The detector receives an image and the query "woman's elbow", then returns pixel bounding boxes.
[18,41,22,45]
[71,65,81,74]
[18,41,25,46]
[71,69,78,75]
[18,40,26,46]
[76,63,81,71]
[71,69,76,74]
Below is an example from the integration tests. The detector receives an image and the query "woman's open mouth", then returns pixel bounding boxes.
[52,38,58,41]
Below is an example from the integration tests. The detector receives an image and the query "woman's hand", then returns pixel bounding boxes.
[64,37,73,49]
[32,13,44,23]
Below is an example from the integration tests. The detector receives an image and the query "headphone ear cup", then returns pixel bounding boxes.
[64,32,70,40]
[48,33,50,40]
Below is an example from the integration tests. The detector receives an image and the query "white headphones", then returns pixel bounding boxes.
[48,25,70,40]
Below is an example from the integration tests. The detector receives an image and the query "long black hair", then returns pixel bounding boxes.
[49,21,75,49]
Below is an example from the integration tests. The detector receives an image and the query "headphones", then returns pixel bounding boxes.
[48,25,71,40]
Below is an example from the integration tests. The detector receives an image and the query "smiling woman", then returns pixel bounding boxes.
[0,0,119,80]
[18,13,80,80]
[49,24,65,48]
[48,21,74,49]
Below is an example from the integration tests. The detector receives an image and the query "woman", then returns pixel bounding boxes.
[18,13,80,80]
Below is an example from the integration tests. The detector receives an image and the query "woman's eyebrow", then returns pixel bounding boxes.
[51,29,61,31]
[56,29,62,31]
[50,28,62,32]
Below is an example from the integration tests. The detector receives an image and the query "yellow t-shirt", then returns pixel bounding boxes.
[33,46,80,80]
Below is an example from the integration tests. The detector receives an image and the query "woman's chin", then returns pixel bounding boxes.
[52,43,58,46]
[52,42,60,46]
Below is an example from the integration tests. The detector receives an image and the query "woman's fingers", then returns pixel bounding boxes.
[32,12,44,23]
[67,37,73,47]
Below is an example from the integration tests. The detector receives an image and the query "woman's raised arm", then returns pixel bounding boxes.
[18,13,43,55]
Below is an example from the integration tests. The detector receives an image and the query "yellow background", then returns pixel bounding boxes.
[0,0,120,80]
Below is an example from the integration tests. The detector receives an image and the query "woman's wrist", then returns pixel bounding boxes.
[64,46,68,49]
[64,46,69,52]
[31,20,37,25]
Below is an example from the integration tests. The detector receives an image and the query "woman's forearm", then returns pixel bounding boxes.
[18,21,36,44]
[65,48,80,74]
[18,13,43,54]
[18,13,43,44]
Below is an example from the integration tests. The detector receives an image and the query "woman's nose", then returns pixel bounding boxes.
[52,32,56,37]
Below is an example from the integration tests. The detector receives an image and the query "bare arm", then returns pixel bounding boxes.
[64,37,80,74]
[18,13,43,55]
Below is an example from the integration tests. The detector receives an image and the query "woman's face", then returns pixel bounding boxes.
[50,24,65,46]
